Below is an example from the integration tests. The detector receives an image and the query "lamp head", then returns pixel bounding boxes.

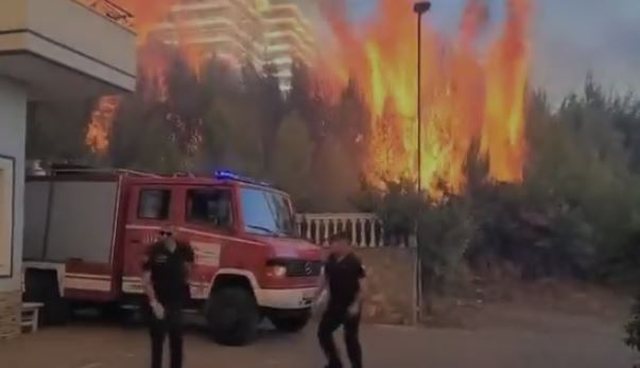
[413,1,431,15]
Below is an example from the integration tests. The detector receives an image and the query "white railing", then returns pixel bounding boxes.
[296,213,411,248]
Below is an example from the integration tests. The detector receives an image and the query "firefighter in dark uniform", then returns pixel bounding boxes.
[316,232,366,368]
[142,226,194,368]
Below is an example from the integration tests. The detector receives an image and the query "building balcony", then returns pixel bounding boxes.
[74,0,135,31]
[0,0,137,101]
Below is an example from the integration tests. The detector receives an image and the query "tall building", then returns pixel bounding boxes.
[153,0,266,67]
[261,0,316,92]
[153,0,315,92]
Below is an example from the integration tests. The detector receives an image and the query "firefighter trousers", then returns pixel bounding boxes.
[318,306,363,368]
[147,303,184,368]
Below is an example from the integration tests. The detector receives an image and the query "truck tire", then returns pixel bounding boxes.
[23,269,70,326]
[206,287,259,346]
[269,308,311,333]
[100,302,122,321]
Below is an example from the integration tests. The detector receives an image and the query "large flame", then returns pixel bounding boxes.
[84,0,531,196]
[319,0,531,193]
[481,0,530,182]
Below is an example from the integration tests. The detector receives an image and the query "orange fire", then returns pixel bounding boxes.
[84,0,211,155]
[85,95,121,155]
[319,0,531,193]
[113,0,207,80]
[110,0,177,41]
[481,0,530,182]
[84,0,531,196]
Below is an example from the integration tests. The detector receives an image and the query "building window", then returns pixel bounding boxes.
[186,189,233,228]
[138,189,171,220]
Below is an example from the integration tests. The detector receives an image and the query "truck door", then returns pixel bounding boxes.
[121,184,174,295]
[181,185,234,300]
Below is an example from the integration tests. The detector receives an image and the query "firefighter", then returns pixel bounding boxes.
[142,225,194,368]
[316,232,366,368]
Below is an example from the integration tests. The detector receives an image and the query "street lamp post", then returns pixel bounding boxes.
[413,1,431,192]
[412,0,431,325]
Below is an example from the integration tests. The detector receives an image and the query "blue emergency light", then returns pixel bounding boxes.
[214,170,271,187]
[214,170,241,181]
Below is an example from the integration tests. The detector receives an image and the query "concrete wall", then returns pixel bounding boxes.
[0,0,137,98]
[0,0,136,75]
[25,0,136,74]
[0,78,26,339]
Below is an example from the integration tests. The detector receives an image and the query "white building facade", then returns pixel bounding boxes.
[262,0,315,92]
[153,0,266,67]
[152,0,315,92]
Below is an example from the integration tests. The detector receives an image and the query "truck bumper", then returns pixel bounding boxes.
[255,287,318,310]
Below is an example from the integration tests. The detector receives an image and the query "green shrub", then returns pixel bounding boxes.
[625,295,640,352]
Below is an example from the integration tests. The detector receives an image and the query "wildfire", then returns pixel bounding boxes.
[84,0,212,155]
[319,0,531,193]
[85,95,121,155]
[84,0,531,196]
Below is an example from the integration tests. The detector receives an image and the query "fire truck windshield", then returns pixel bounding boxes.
[240,187,296,237]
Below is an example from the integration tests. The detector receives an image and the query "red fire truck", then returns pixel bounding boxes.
[22,167,323,345]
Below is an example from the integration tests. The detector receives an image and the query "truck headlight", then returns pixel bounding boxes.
[266,265,287,278]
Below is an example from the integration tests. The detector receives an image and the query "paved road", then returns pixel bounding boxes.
[0,311,636,368]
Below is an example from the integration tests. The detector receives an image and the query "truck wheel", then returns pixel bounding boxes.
[23,269,70,326]
[270,309,311,333]
[206,287,259,346]
[100,303,122,322]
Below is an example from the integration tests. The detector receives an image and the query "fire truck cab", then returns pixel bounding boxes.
[22,168,323,345]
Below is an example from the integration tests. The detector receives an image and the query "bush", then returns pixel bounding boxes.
[352,178,427,246]
[625,295,640,352]
[376,179,426,246]
[417,194,475,293]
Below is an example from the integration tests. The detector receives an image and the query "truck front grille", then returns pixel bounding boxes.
[285,260,323,277]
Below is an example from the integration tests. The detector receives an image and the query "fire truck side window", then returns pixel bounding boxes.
[186,189,232,228]
[137,189,171,220]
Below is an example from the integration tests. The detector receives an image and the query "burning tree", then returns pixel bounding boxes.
[77,0,533,198]
[318,0,531,193]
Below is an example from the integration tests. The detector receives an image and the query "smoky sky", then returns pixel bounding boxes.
[296,0,640,102]
[534,0,640,101]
